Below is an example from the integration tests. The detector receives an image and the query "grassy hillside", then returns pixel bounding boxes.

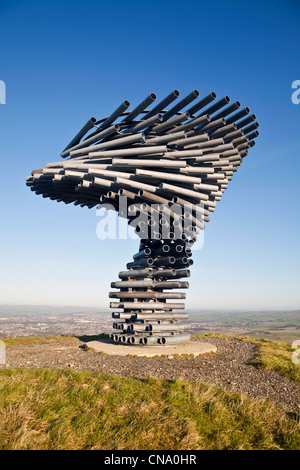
[246,337,300,383]
[0,368,299,450]
[189,310,300,343]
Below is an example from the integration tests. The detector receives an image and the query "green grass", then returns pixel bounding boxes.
[0,368,299,450]
[245,338,300,383]
[1,334,299,449]
[1,336,74,347]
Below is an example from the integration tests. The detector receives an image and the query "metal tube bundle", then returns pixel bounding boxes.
[110,237,192,345]
[26,88,259,346]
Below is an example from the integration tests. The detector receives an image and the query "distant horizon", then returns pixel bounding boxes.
[0,304,299,314]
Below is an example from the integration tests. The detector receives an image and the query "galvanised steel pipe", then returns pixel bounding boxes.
[183,137,226,150]
[226,106,250,124]
[133,247,152,260]
[143,89,180,120]
[152,268,179,278]
[109,291,186,299]
[210,101,241,121]
[148,244,170,256]
[89,145,167,158]
[122,93,157,123]
[151,112,190,134]
[232,135,248,146]
[111,279,154,288]
[165,149,214,158]
[136,313,188,320]
[223,130,244,142]
[127,323,148,332]
[154,281,189,289]
[158,333,191,345]
[168,269,191,279]
[169,244,184,253]
[162,90,200,121]
[84,121,121,141]
[88,168,134,180]
[110,301,185,310]
[126,256,155,268]
[198,96,230,117]
[210,123,237,138]
[192,118,226,134]
[167,114,210,134]
[61,117,97,155]
[185,91,216,116]
[117,188,138,201]
[242,122,259,134]
[118,268,153,279]
[247,130,259,140]
[114,176,157,193]
[140,336,160,345]
[98,100,130,131]
[135,168,202,185]
[114,160,186,168]
[235,113,256,129]
[128,113,163,133]
[190,143,233,155]
[170,133,209,147]
[70,132,145,156]
[61,123,121,157]
[145,130,186,145]
[149,323,185,332]
[160,182,209,201]
[152,256,176,267]
[171,194,210,218]
[138,190,173,210]
[112,312,133,319]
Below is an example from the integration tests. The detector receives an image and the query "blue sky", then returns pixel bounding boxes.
[0,0,299,310]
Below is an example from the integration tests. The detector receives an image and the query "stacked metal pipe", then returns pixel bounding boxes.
[26,89,259,346]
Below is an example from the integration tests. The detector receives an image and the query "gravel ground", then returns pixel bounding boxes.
[2,336,300,414]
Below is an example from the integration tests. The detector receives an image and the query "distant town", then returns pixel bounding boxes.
[0,310,227,338]
[0,305,299,343]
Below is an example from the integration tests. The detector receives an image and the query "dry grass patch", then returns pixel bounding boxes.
[0,369,299,450]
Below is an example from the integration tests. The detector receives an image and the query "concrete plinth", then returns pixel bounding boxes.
[85,338,217,357]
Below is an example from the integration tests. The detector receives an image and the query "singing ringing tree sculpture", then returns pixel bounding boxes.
[26,89,259,346]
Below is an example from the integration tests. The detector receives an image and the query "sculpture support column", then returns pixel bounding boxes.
[110,237,192,345]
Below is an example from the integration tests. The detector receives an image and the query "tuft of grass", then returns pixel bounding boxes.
[244,337,300,384]
[0,369,299,450]
[2,336,74,347]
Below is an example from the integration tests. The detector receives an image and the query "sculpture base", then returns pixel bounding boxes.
[84,338,217,357]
